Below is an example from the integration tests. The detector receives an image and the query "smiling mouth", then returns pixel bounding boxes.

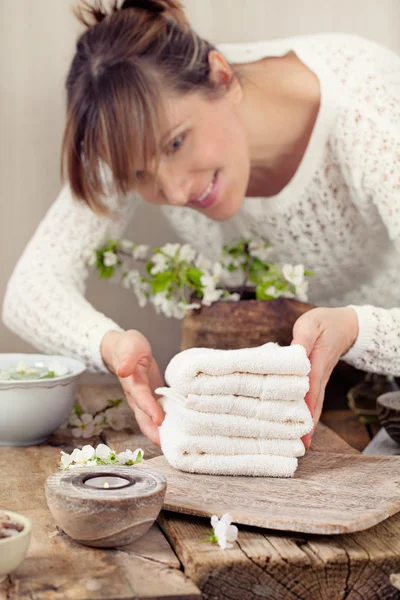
[188,172,218,208]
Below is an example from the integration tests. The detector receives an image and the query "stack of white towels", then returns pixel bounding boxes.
[155,342,313,478]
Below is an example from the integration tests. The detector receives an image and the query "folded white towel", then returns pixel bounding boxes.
[159,419,305,456]
[158,371,309,401]
[159,396,313,439]
[164,343,310,397]
[159,421,299,477]
[156,386,311,422]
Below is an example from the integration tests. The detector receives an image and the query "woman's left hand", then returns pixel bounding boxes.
[291,307,359,449]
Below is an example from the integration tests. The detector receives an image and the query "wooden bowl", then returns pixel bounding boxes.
[376,391,400,445]
[45,466,166,548]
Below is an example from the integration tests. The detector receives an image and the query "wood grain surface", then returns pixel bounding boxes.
[154,424,400,600]
[140,452,400,535]
[3,384,399,599]
[104,388,400,599]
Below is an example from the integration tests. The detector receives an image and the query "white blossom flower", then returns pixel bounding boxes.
[123,269,141,289]
[200,274,225,306]
[223,293,241,302]
[59,443,143,470]
[103,251,118,267]
[202,287,224,306]
[210,514,238,550]
[132,282,149,308]
[172,303,188,320]
[67,445,96,466]
[150,253,169,275]
[91,414,105,437]
[179,244,196,263]
[117,448,144,465]
[95,443,113,460]
[282,264,305,287]
[183,302,202,311]
[294,280,309,302]
[221,254,243,270]
[160,243,181,258]
[47,361,68,377]
[248,239,273,263]
[132,244,149,260]
[265,285,278,298]
[104,406,126,431]
[120,239,134,251]
[60,451,74,469]
[280,289,296,299]
[194,253,213,272]
[151,292,171,316]
[212,262,223,281]
[69,413,97,438]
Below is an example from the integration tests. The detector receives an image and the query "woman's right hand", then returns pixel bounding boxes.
[101,329,165,446]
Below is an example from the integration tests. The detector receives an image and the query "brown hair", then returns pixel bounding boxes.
[62,0,227,213]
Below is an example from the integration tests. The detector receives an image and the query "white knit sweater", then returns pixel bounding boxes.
[3,33,400,375]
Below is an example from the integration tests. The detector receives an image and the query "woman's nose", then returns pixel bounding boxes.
[157,168,191,207]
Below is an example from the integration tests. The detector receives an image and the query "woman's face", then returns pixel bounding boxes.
[135,80,250,222]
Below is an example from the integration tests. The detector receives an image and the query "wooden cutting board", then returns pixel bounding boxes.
[140,452,400,534]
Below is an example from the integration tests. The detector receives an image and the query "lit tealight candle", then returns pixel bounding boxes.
[83,475,132,489]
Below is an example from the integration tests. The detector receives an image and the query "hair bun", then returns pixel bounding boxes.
[120,0,188,28]
[75,0,187,29]
[121,0,165,14]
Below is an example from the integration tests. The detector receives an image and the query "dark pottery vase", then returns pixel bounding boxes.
[181,294,369,411]
[181,296,313,351]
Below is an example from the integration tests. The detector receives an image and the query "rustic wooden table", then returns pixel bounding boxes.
[1,384,400,600]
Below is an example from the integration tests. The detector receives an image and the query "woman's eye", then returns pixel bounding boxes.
[136,170,145,181]
[167,133,185,154]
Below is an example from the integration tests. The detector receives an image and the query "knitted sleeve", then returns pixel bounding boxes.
[340,108,400,375]
[2,185,138,372]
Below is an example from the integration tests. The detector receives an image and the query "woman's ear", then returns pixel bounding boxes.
[208,50,243,103]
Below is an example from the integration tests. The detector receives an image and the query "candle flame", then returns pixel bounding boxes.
[103,482,110,489]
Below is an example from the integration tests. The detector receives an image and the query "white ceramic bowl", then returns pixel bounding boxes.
[0,353,86,446]
[0,511,32,582]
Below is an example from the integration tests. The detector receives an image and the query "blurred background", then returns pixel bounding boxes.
[1,0,399,374]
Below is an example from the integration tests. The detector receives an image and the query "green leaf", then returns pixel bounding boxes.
[107,398,123,408]
[134,450,143,463]
[255,282,277,300]
[186,267,203,287]
[39,370,55,379]
[249,258,270,284]
[74,403,83,417]
[151,271,174,294]
[98,264,115,279]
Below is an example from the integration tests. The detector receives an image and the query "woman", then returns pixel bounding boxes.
[3,0,400,448]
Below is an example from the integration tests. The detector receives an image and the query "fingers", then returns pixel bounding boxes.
[302,350,334,449]
[291,314,320,356]
[133,404,161,447]
[114,331,152,378]
[116,348,150,379]
[122,372,164,425]
[148,358,165,392]
[132,363,165,425]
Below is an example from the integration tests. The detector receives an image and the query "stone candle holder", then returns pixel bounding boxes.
[45,465,166,548]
